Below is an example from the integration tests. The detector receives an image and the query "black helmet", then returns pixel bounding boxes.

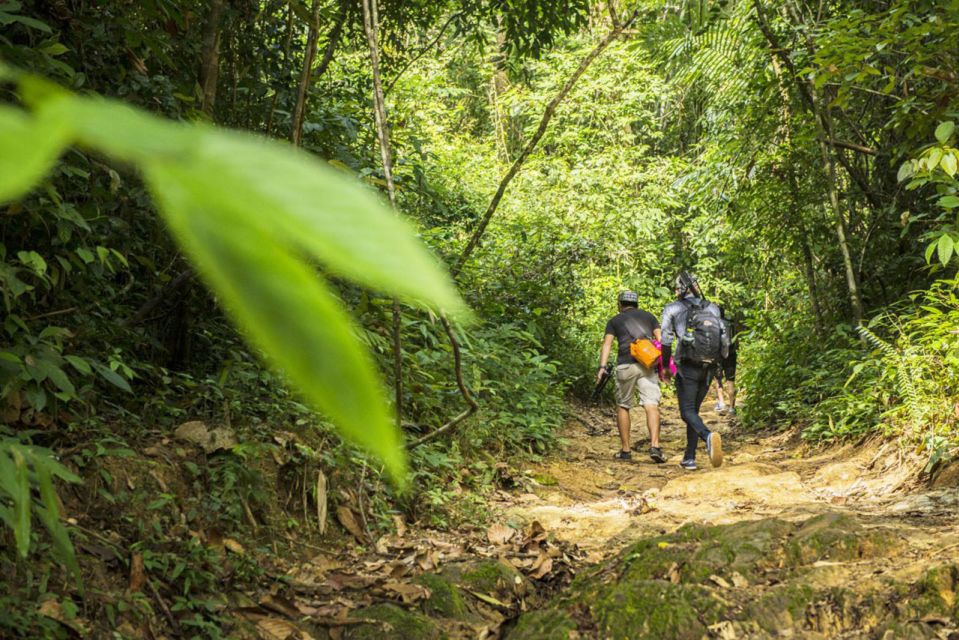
[674,271,699,295]
[617,290,639,304]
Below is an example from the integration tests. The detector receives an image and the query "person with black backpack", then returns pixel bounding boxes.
[660,272,728,470]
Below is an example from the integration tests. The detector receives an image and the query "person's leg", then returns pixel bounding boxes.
[679,366,711,438]
[614,365,638,454]
[636,372,662,448]
[676,370,709,460]
[644,404,660,447]
[616,406,631,452]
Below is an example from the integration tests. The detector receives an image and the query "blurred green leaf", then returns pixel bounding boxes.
[145,161,407,482]
[0,105,70,203]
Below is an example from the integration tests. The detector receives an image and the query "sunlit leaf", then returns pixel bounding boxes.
[937,234,955,267]
[935,121,955,144]
[11,448,30,558]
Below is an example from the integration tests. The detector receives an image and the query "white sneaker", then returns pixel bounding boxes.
[715,402,727,413]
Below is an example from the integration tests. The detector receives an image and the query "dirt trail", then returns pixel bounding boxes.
[271,399,959,639]
[500,401,954,560]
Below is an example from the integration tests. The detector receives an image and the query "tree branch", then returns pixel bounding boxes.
[384,11,461,95]
[408,316,478,448]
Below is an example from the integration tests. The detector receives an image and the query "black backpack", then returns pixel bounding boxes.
[680,299,723,363]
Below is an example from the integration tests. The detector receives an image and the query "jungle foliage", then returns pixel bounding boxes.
[1,0,958,636]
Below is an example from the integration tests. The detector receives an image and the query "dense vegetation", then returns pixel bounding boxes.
[1,0,957,636]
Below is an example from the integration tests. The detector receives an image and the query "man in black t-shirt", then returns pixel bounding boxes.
[597,291,665,463]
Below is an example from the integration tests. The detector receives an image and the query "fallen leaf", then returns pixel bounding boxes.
[382,580,431,604]
[129,552,146,592]
[666,562,681,584]
[316,471,328,534]
[709,574,731,589]
[392,515,407,537]
[465,589,510,609]
[224,538,246,555]
[336,506,367,543]
[530,554,553,580]
[256,617,298,640]
[730,571,749,588]
[487,523,515,546]
[259,594,301,619]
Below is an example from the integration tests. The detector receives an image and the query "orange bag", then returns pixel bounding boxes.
[630,339,661,369]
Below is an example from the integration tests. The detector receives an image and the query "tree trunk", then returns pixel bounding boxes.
[361,0,404,426]
[291,0,322,147]
[199,0,226,117]
[291,0,348,147]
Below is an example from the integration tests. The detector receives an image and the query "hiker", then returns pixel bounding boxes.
[713,306,738,416]
[660,272,727,470]
[596,291,665,463]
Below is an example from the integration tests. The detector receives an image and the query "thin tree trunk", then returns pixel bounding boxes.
[291,0,348,147]
[291,0,322,147]
[361,0,404,426]
[199,0,227,117]
[451,9,640,278]
[788,168,826,335]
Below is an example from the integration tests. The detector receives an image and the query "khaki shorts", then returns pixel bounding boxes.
[615,363,661,409]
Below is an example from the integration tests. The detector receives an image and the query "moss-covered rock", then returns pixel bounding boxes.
[448,559,526,597]
[414,573,469,618]
[591,580,723,640]
[508,609,578,640]
[901,563,959,621]
[345,603,442,640]
[784,512,901,567]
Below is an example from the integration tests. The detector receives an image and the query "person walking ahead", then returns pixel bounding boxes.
[597,291,665,463]
[660,272,726,470]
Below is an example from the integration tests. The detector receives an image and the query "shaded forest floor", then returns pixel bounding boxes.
[242,399,959,639]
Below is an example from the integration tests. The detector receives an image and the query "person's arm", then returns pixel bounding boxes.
[597,333,615,383]
[653,327,662,342]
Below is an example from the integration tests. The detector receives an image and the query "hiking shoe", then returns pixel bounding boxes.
[613,450,632,461]
[680,459,697,471]
[728,408,737,417]
[715,402,727,413]
[649,447,666,463]
[707,432,723,467]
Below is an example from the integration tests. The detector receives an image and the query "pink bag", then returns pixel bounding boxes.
[652,340,676,380]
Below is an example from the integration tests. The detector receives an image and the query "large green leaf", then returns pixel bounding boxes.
[11,448,31,558]
[65,98,467,317]
[144,160,407,481]
[34,455,81,579]
[0,105,70,203]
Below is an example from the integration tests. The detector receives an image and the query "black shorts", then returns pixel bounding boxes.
[720,350,737,382]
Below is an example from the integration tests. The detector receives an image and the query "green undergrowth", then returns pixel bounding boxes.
[741,278,959,473]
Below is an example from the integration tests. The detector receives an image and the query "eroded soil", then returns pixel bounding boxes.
[257,400,959,639]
